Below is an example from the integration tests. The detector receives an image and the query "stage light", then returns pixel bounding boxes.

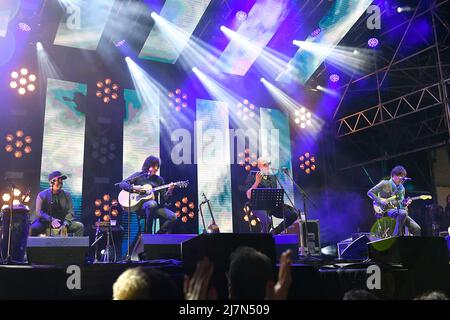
[220,25,226,32]
[238,148,257,172]
[94,194,120,221]
[2,193,10,202]
[299,152,316,174]
[10,68,37,95]
[368,37,379,48]
[236,10,247,21]
[174,196,195,223]
[36,42,43,50]
[18,22,31,32]
[114,39,126,47]
[294,107,313,129]
[236,98,257,121]
[329,74,340,82]
[167,88,188,112]
[151,12,157,18]
[311,28,321,37]
[353,50,359,55]
[91,136,117,165]
[125,56,131,62]
[192,67,199,73]
[96,78,119,103]
[4,130,32,158]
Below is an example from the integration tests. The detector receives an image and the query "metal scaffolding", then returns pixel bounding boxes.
[332,0,450,168]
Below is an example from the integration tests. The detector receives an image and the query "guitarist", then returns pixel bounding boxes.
[119,155,176,234]
[367,165,421,236]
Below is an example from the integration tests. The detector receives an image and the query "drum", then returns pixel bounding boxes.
[0,205,30,263]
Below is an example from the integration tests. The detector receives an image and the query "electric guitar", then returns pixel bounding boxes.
[373,194,432,217]
[118,180,189,211]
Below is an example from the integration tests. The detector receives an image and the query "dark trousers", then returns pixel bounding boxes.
[387,208,421,236]
[141,200,177,234]
[252,206,297,234]
[30,219,84,236]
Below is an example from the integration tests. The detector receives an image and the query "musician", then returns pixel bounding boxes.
[30,171,84,236]
[119,155,176,234]
[245,157,297,234]
[367,165,421,236]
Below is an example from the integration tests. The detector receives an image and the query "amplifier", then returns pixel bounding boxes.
[286,219,321,256]
[27,236,89,265]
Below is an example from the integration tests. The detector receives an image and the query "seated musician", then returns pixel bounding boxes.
[119,155,176,234]
[245,157,297,234]
[30,171,84,236]
[367,165,421,236]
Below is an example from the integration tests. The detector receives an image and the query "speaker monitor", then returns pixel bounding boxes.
[27,236,89,265]
[140,234,197,260]
[368,236,448,268]
[286,219,321,255]
[340,235,370,260]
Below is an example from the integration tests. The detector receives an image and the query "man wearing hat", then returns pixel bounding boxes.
[30,171,84,236]
[245,157,297,234]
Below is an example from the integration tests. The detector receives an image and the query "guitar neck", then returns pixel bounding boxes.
[152,183,173,192]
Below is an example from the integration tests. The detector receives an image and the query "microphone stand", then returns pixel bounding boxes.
[114,171,148,262]
[198,202,208,234]
[280,168,319,260]
[199,193,219,233]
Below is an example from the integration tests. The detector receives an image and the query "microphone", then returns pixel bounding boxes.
[402,177,412,181]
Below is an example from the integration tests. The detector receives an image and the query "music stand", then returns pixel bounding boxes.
[251,188,284,233]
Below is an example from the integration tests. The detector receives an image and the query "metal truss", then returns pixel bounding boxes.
[336,80,448,137]
[334,0,450,144]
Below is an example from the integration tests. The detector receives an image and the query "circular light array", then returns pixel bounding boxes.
[91,136,117,165]
[236,10,247,21]
[114,39,126,47]
[243,205,260,227]
[236,99,256,120]
[168,88,188,112]
[329,74,340,83]
[5,130,32,159]
[94,194,120,222]
[18,22,31,32]
[294,107,312,129]
[311,27,321,37]
[174,196,195,223]
[299,152,316,174]
[96,78,119,104]
[1,188,30,210]
[10,68,37,95]
[368,37,379,48]
[237,148,257,171]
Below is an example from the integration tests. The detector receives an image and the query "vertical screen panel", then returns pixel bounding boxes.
[139,0,212,63]
[121,88,160,256]
[41,78,87,218]
[217,0,290,76]
[277,0,373,84]
[53,0,114,50]
[123,89,160,179]
[260,108,294,224]
[196,99,232,232]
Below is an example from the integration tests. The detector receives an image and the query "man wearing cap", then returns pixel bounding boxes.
[245,157,297,234]
[30,171,84,236]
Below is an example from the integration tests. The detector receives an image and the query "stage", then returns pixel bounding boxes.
[1,258,449,300]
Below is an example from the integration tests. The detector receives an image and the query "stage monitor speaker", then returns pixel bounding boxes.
[340,235,370,260]
[368,236,448,268]
[286,219,321,255]
[140,234,197,260]
[27,236,89,265]
[182,233,275,299]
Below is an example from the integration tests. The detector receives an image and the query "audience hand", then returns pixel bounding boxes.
[273,250,293,300]
[184,257,216,300]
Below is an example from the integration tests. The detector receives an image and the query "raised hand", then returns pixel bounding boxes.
[51,218,61,229]
[273,250,293,300]
[184,257,216,300]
